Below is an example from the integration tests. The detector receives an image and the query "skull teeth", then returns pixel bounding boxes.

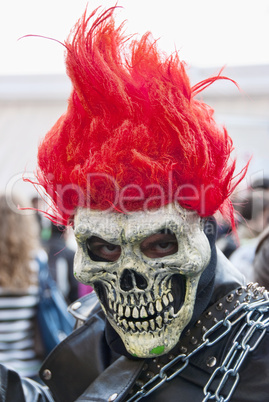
[117,313,172,334]
[140,306,148,319]
[163,294,169,307]
[133,307,139,319]
[142,321,149,331]
[135,322,142,331]
[110,291,174,319]
[125,306,131,318]
[164,311,169,323]
[112,290,177,334]
[122,319,129,330]
[129,321,135,331]
[156,316,163,328]
[118,316,169,333]
[118,304,124,317]
[168,292,174,303]
[150,319,155,331]
[108,290,174,311]
[148,303,155,315]
[156,300,162,313]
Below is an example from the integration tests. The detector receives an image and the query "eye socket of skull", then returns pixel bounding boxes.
[140,229,178,258]
[86,236,121,262]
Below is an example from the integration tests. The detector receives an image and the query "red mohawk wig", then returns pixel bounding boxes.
[36,6,248,226]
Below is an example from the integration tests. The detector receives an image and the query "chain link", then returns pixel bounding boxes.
[202,301,269,401]
[126,294,269,402]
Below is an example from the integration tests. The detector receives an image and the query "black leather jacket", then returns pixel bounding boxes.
[0,250,269,402]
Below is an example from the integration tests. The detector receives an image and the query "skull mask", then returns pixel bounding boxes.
[74,202,211,358]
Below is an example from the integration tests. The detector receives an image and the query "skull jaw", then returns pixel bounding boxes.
[107,304,194,358]
[100,274,202,358]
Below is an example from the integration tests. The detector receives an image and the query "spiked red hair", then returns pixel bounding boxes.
[35,6,248,226]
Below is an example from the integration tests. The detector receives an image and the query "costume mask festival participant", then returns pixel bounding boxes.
[34,6,247,359]
[0,6,268,402]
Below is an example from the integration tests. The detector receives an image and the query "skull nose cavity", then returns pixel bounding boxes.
[120,269,147,291]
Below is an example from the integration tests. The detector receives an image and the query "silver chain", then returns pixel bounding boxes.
[126,294,269,402]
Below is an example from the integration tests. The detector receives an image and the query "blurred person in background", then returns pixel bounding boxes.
[253,226,269,289]
[44,223,78,303]
[215,213,238,258]
[235,177,269,242]
[229,180,269,281]
[31,196,51,242]
[0,194,45,379]
[217,176,269,261]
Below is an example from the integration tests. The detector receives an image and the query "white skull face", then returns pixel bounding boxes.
[74,203,211,358]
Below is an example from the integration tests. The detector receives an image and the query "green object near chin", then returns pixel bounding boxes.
[150,345,165,355]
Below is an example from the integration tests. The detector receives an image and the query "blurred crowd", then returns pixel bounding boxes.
[217,175,269,290]
[0,193,92,380]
